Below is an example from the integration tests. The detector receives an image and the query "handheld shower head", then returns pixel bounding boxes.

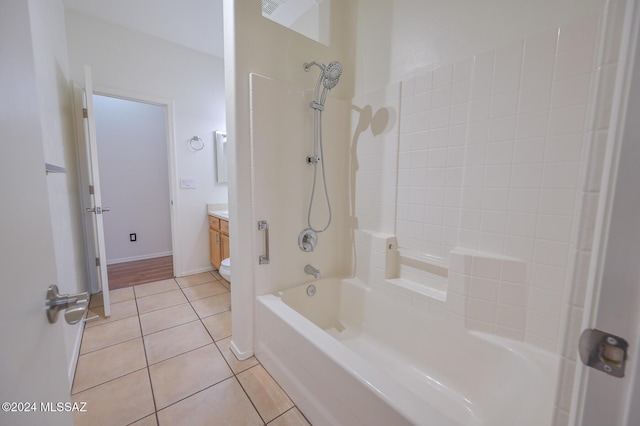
[323,61,342,80]
[322,61,342,89]
[305,60,343,91]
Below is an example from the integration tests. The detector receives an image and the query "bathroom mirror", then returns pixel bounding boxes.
[215,130,228,183]
[261,0,330,46]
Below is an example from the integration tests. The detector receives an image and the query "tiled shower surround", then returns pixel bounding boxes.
[250,2,623,424]
[351,3,623,362]
[350,3,624,424]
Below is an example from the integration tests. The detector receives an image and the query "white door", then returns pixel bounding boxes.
[0,2,72,424]
[572,1,640,424]
[73,66,111,316]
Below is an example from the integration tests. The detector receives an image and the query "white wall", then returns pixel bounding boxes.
[224,0,352,358]
[65,10,227,276]
[27,0,88,384]
[93,95,172,264]
[250,74,350,297]
[350,0,607,96]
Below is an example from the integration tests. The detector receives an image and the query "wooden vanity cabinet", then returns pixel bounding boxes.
[209,215,229,270]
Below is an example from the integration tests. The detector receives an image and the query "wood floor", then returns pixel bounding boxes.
[107,256,174,290]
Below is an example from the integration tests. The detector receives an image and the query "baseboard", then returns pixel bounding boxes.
[106,252,172,265]
[230,338,254,361]
[177,265,214,278]
[67,317,86,390]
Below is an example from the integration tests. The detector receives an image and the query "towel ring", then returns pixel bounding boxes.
[189,136,204,151]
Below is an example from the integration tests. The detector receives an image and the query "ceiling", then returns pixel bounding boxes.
[62,0,225,58]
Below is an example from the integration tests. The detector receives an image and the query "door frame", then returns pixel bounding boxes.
[570,0,640,423]
[74,85,181,287]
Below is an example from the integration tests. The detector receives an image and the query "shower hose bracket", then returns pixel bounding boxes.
[306,155,320,164]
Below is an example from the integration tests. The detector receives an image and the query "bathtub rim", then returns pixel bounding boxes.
[259,276,561,425]
[258,290,469,426]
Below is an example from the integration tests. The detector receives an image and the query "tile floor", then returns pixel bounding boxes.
[71,271,311,426]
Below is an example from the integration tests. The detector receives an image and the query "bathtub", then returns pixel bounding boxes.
[255,277,558,426]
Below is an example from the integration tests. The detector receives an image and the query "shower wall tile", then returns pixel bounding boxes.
[555,17,599,80]
[521,29,558,88]
[403,15,598,348]
[351,82,401,235]
[352,3,622,367]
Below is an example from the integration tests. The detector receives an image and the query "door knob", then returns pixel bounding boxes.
[45,285,89,325]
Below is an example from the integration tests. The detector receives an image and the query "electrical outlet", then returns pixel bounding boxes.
[130,233,137,242]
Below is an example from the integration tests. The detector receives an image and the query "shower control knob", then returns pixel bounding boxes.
[298,228,318,252]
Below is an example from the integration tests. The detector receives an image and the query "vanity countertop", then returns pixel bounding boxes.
[208,210,229,220]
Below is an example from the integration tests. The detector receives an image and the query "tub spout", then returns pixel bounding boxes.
[304,264,321,279]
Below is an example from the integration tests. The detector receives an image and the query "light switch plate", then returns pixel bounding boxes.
[180,177,197,189]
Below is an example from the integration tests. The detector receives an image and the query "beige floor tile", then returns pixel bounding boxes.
[73,338,146,394]
[210,269,225,281]
[268,408,311,426]
[89,292,104,308]
[176,272,216,288]
[85,299,138,328]
[80,316,141,355]
[110,286,135,303]
[157,377,262,426]
[86,287,134,308]
[201,311,232,341]
[130,414,158,426]
[190,292,231,318]
[144,320,212,365]
[72,369,155,426]
[216,336,259,374]
[136,289,188,314]
[238,364,294,423]
[219,278,231,290]
[134,278,180,298]
[139,303,198,336]
[150,344,233,409]
[181,281,228,301]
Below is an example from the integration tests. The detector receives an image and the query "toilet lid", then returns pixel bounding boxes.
[221,258,231,268]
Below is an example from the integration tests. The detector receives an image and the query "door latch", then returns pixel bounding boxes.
[579,329,628,378]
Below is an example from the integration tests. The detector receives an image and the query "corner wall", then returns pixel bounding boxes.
[65,11,227,276]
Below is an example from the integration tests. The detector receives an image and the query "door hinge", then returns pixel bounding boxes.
[579,329,629,378]
[89,185,94,195]
[95,257,100,267]
[83,108,88,118]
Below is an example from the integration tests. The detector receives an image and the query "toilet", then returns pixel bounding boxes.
[219,257,231,283]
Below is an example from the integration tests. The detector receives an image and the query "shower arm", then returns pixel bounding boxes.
[305,61,326,110]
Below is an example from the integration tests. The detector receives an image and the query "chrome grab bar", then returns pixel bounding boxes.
[258,220,270,265]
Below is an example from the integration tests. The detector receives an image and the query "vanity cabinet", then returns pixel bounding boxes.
[209,215,229,270]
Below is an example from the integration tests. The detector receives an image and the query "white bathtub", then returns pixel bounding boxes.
[255,277,558,426]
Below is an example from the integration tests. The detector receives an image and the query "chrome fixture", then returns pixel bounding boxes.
[258,220,270,264]
[189,136,204,151]
[298,228,318,252]
[304,264,321,279]
[306,284,317,297]
[45,285,89,325]
[303,60,343,234]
